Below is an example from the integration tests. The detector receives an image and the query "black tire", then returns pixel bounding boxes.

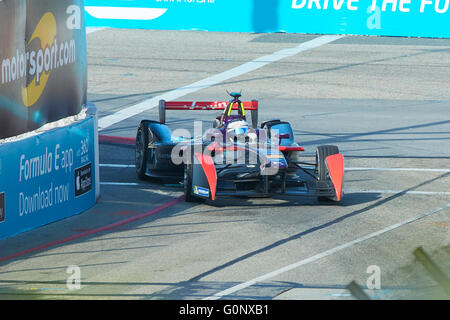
[183,164,206,203]
[136,121,158,180]
[316,145,340,202]
[316,145,339,181]
[135,121,150,180]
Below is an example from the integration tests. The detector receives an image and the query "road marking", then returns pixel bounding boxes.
[97,35,344,131]
[346,167,450,173]
[99,163,450,196]
[101,182,141,186]
[345,189,450,196]
[100,181,450,196]
[100,162,450,173]
[203,202,450,300]
[100,164,134,168]
[86,27,106,34]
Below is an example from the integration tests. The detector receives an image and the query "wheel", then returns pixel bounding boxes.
[316,145,340,202]
[135,121,150,180]
[183,164,206,203]
[316,145,339,181]
[136,121,158,180]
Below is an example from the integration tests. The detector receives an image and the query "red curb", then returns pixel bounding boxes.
[99,134,136,145]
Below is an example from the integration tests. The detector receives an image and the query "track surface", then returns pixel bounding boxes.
[0,30,449,300]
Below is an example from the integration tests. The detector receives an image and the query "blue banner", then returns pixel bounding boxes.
[85,0,450,38]
[0,116,96,240]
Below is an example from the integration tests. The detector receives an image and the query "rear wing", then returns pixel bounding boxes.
[159,100,259,128]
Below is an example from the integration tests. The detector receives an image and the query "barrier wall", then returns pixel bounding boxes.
[0,0,96,240]
[0,113,96,240]
[85,0,450,38]
[0,0,87,139]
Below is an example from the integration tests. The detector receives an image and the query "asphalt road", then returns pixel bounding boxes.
[0,29,449,300]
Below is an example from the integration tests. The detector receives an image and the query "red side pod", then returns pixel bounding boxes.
[194,153,217,201]
[325,153,344,202]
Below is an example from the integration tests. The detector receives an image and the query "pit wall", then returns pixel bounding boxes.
[84,0,450,38]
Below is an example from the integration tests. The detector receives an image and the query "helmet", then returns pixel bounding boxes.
[225,120,257,144]
[226,120,248,142]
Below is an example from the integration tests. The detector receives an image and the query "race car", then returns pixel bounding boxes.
[135,92,344,203]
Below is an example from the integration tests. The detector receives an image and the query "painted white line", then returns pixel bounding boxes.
[101,182,141,186]
[204,202,450,300]
[86,27,106,35]
[100,164,450,173]
[346,167,450,173]
[99,180,450,196]
[100,164,134,168]
[99,165,450,195]
[344,189,450,196]
[98,35,344,131]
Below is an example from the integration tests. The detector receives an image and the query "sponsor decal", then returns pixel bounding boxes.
[291,0,450,14]
[84,0,450,38]
[193,185,209,198]
[0,192,4,223]
[85,6,168,20]
[74,162,92,197]
[0,117,95,239]
[85,0,216,21]
[1,11,78,107]
[265,154,284,159]
[22,12,57,107]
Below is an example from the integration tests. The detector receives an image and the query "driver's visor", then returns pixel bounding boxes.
[234,127,248,135]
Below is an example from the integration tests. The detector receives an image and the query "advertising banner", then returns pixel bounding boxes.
[0,0,87,139]
[0,1,28,138]
[0,116,96,240]
[85,0,450,38]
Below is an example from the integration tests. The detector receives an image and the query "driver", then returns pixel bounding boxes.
[227,120,249,140]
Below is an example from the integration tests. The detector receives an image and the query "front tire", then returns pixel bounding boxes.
[316,145,340,202]
[135,121,150,180]
[184,164,206,203]
[316,145,339,181]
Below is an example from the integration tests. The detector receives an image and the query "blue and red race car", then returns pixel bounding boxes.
[135,92,344,203]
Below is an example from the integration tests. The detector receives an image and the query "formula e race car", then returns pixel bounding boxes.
[135,92,344,203]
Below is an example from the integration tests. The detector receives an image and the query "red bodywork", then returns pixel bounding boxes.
[195,153,217,201]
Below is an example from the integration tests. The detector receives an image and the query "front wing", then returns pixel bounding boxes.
[190,153,344,201]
